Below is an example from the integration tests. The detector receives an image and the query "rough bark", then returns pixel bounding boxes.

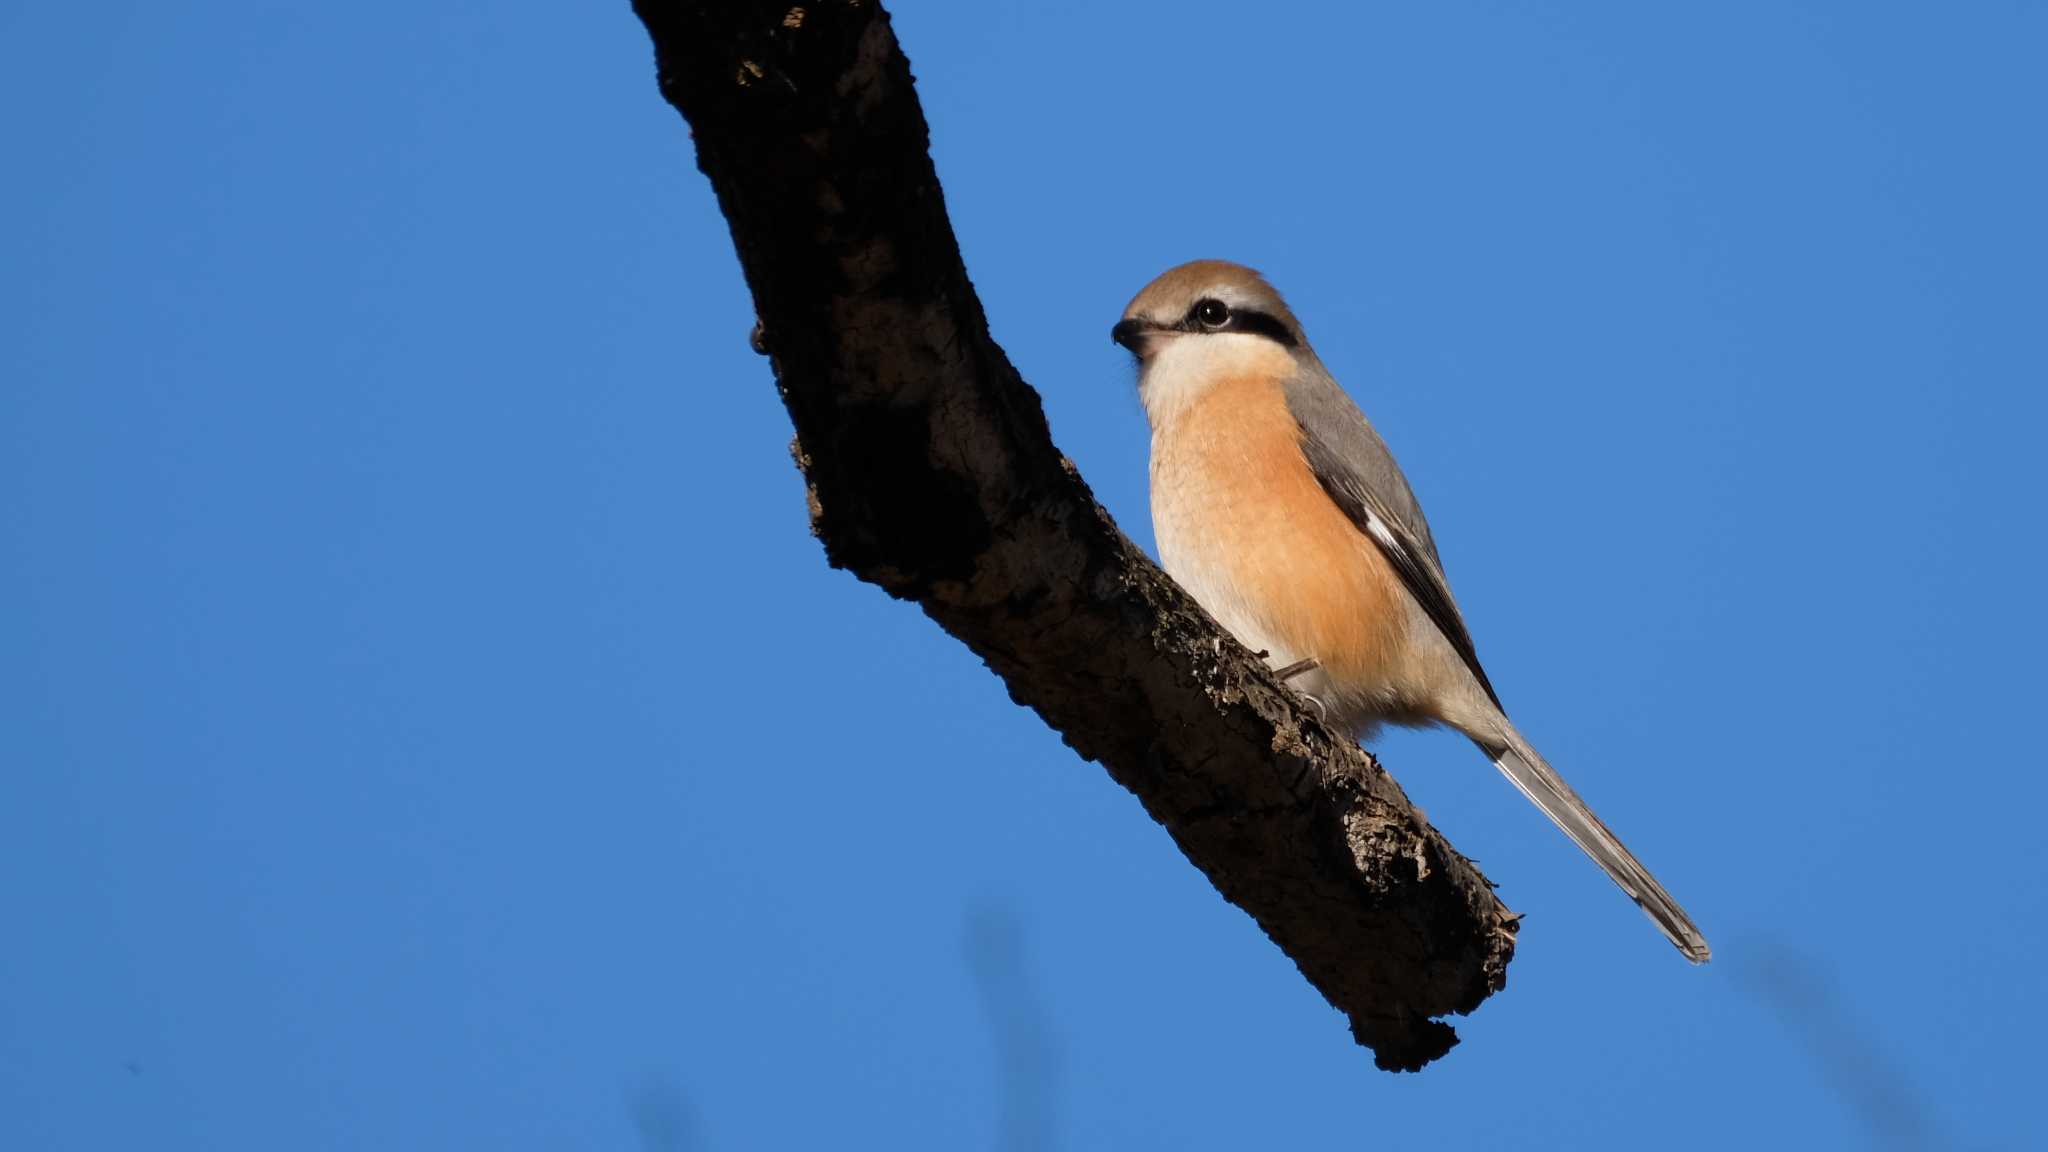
[630,0,1517,1071]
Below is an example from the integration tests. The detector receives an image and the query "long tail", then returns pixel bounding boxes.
[1484,725,1711,962]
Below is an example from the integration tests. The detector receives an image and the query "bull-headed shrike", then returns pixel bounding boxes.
[1114,259,1709,962]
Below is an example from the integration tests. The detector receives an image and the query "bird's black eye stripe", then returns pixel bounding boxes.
[1178,304,1296,347]
[1228,309,1297,347]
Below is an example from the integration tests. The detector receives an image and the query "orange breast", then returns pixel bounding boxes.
[1150,371,1406,689]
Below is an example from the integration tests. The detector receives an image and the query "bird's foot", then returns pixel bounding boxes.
[1272,656,1321,682]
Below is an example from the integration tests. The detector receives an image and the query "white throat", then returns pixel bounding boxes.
[1138,333,1297,429]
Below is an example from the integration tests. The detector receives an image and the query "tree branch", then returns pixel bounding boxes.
[631,0,1516,1071]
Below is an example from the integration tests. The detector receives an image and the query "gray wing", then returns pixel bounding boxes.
[1284,361,1502,710]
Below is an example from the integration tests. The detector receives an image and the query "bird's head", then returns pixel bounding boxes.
[1113,260,1307,424]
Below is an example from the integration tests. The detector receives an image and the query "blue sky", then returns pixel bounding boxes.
[3,2,2043,1148]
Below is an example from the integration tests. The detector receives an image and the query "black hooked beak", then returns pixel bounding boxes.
[1111,317,1156,353]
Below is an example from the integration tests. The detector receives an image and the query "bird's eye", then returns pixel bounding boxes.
[1193,299,1231,329]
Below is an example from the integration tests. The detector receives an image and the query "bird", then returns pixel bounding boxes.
[1112,259,1710,962]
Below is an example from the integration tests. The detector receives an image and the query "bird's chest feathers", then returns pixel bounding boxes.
[1147,365,1405,684]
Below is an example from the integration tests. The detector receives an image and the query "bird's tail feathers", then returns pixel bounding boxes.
[1485,727,1711,963]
